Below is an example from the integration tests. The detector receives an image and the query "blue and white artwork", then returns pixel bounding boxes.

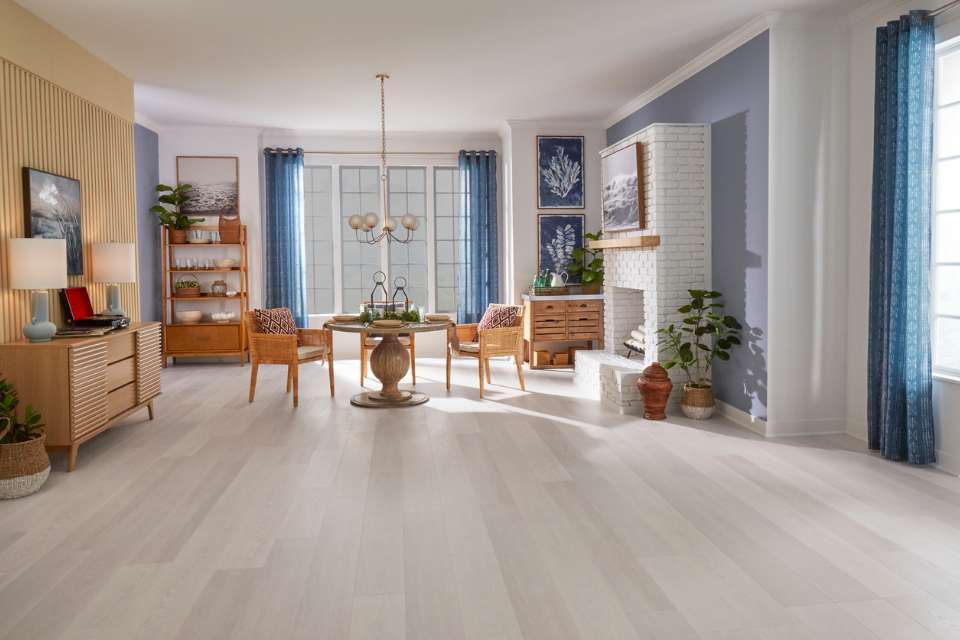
[538,214,584,282]
[537,136,584,209]
[23,168,83,275]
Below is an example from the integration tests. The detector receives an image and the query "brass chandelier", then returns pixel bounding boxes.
[346,74,418,244]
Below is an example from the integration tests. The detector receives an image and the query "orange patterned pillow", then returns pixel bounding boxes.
[254,307,297,335]
[477,304,522,330]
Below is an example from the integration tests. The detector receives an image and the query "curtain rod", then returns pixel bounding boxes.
[301,150,458,155]
[932,0,960,18]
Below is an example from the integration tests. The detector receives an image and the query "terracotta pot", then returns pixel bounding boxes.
[169,227,187,244]
[638,362,672,420]
[0,432,50,500]
[681,383,715,419]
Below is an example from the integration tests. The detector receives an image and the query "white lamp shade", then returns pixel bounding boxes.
[7,238,68,290]
[92,242,136,283]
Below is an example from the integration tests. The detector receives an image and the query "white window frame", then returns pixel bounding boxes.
[302,154,459,320]
[934,36,960,379]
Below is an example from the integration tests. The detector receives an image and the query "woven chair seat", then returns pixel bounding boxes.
[297,345,327,362]
[456,341,480,353]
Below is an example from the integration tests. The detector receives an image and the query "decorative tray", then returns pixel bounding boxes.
[532,286,570,296]
[371,319,404,328]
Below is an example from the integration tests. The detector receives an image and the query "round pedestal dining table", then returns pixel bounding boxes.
[325,320,452,408]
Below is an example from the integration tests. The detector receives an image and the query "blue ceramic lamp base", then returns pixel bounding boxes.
[103,283,125,316]
[23,290,56,343]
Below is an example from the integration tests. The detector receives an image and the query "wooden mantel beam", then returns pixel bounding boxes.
[587,235,660,250]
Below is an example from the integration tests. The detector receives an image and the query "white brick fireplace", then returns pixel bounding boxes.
[574,123,708,413]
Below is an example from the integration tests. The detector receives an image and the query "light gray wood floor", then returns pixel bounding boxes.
[1,357,960,639]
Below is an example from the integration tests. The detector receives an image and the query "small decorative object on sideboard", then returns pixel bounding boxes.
[175,274,201,297]
[151,183,202,244]
[638,362,672,421]
[567,230,604,294]
[657,289,742,419]
[0,377,49,499]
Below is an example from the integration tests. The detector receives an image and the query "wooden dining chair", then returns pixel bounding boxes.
[360,331,415,387]
[447,304,525,398]
[245,308,334,407]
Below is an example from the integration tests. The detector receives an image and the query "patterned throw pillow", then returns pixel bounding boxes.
[477,304,522,330]
[254,307,297,336]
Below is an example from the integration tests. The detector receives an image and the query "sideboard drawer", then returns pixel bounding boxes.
[567,330,601,341]
[106,357,135,391]
[106,332,136,363]
[166,324,241,353]
[106,382,136,418]
[533,300,565,315]
[565,299,602,313]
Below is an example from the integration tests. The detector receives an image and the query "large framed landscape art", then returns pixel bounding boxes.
[600,142,645,232]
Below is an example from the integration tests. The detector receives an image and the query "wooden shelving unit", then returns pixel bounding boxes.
[161,225,250,366]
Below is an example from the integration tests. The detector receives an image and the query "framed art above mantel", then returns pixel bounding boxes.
[600,142,645,232]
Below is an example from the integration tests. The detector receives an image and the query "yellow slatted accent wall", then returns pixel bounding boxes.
[0,56,139,343]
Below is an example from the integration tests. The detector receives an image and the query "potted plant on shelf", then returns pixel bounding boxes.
[175,274,202,297]
[656,289,742,419]
[568,231,604,294]
[0,377,49,499]
[151,183,202,244]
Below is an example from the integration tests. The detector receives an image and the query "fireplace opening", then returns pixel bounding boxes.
[604,286,651,361]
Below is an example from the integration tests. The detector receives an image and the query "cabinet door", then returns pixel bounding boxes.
[69,342,109,440]
[136,324,162,403]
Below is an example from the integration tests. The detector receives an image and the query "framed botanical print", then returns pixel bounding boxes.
[600,142,645,232]
[176,156,239,216]
[537,135,584,209]
[23,167,83,275]
[538,213,585,282]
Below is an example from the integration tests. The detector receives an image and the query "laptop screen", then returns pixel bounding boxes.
[61,287,95,321]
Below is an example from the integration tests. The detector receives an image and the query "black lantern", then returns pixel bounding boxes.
[392,276,410,311]
[369,270,389,311]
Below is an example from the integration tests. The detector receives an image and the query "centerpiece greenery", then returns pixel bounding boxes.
[359,306,421,324]
[656,289,742,419]
[567,231,603,293]
[151,183,202,243]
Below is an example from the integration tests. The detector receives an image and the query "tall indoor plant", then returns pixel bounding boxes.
[151,183,202,244]
[657,289,742,419]
[0,377,49,499]
[568,231,603,293]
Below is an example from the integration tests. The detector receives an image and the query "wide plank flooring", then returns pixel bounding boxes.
[1,357,959,639]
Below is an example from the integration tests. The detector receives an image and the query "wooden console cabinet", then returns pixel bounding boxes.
[0,322,162,471]
[522,295,604,369]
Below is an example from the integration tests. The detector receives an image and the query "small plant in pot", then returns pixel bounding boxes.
[151,183,202,244]
[0,377,49,499]
[175,274,202,298]
[657,289,742,419]
[567,231,603,294]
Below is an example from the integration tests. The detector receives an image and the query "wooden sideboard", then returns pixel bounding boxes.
[522,295,604,369]
[0,322,162,471]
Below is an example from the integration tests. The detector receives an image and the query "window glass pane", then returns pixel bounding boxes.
[936,317,960,371]
[303,166,334,314]
[937,265,960,316]
[939,104,960,158]
[388,167,427,308]
[937,157,960,210]
[341,166,381,311]
[937,213,960,263]
[940,49,960,106]
[433,167,465,312]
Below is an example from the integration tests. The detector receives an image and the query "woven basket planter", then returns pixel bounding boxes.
[681,384,715,420]
[0,434,50,500]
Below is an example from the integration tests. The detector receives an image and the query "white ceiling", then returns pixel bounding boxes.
[17,0,861,132]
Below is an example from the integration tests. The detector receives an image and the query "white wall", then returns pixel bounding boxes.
[500,120,605,303]
[765,14,851,436]
[846,0,960,474]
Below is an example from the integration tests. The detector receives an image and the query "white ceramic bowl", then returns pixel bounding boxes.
[216,258,237,269]
[175,310,203,324]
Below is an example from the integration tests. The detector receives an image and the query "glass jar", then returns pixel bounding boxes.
[210,279,228,297]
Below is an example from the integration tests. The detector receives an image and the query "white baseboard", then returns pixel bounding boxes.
[716,400,768,436]
[763,417,847,438]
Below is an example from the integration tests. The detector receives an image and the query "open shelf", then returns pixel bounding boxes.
[170,268,242,273]
[168,295,246,301]
[170,242,243,247]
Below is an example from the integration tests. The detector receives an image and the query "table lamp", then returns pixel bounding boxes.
[92,242,136,316]
[8,238,68,342]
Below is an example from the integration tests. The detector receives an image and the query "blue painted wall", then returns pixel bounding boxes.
[134,123,160,322]
[606,31,769,419]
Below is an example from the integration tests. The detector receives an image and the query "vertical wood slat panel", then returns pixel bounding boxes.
[0,56,139,344]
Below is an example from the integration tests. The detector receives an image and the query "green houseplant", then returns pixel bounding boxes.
[151,183,202,244]
[568,231,603,293]
[656,289,742,419]
[0,377,49,499]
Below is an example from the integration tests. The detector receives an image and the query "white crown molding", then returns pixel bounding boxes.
[603,13,773,129]
[133,111,163,134]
